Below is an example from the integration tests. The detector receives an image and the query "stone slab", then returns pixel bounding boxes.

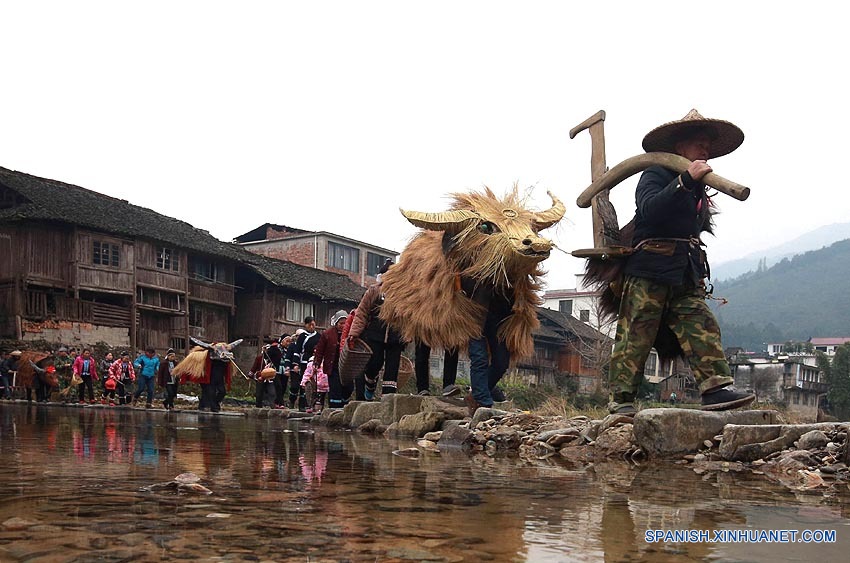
[342,401,365,427]
[719,422,841,462]
[350,402,385,428]
[438,423,473,449]
[380,394,426,425]
[633,408,779,457]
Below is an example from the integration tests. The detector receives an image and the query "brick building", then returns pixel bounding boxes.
[234,223,397,287]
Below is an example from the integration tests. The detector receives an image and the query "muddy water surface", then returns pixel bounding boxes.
[1,404,848,562]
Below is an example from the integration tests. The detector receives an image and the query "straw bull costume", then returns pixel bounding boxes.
[173,337,242,412]
[379,187,565,407]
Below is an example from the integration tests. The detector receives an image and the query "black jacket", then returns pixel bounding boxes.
[624,165,711,286]
[295,331,321,368]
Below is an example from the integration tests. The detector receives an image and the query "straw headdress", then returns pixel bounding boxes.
[642,109,744,159]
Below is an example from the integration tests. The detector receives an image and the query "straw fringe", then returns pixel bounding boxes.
[379,186,552,360]
[173,347,208,381]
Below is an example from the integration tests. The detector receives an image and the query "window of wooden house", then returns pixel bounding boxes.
[366,252,392,276]
[190,258,221,283]
[93,241,120,267]
[189,304,203,327]
[328,242,360,273]
[643,352,657,376]
[156,246,179,272]
[169,337,186,352]
[285,299,314,323]
[579,309,590,322]
[559,299,573,314]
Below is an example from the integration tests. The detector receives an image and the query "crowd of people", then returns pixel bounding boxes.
[0,259,480,414]
[0,346,181,408]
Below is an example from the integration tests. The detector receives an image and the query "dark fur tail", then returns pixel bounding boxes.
[581,218,684,363]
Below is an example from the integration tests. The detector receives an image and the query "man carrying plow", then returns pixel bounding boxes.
[575,109,755,416]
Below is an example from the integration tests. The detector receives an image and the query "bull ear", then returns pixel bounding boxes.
[532,191,566,231]
[400,208,479,233]
[190,337,213,350]
[227,339,243,349]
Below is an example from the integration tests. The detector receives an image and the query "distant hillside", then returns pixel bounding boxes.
[711,222,850,281]
[711,238,850,351]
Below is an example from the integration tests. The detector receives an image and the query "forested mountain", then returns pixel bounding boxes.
[711,221,850,281]
[711,239,850,351]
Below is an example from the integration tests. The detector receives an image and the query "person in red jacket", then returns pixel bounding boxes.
[72,348,98,404]
[108,352,136,405]
[313,310,349,409]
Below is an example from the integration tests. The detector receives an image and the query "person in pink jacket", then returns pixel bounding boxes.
[72,348,98,404]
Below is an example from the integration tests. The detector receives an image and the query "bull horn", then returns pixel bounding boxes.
[576,152,750,208]
[190,336,213,350]
[400,208,480,233]
[227,339,243,349]
[533,190,566,230]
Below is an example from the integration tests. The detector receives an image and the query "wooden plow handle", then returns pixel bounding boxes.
[576,152,750,208]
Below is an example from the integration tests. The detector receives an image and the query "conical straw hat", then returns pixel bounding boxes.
[642,109,744,159]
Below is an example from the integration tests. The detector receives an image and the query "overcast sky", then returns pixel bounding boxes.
[3,1,848,290]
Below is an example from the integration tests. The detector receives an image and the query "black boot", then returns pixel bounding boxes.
[701,388,755,411]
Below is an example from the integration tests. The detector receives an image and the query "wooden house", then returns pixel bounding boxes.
[0,166,364,356]
[517,307,611,392]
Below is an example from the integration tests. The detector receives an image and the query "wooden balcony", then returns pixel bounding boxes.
[188,279,235,308]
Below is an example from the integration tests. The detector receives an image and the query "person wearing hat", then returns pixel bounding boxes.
[312,310,350,409]
[157,348,179,410]
[0,350,22,400]
[608,109,755,415]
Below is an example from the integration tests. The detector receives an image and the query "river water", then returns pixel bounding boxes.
[0,404,848,562]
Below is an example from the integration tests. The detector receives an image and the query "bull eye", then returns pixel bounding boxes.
[477,221,497,235]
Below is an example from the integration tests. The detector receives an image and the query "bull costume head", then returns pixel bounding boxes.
[379,186,565,359]
[174,338,243,382]
[401,188,565,288]
[190,337,242,362]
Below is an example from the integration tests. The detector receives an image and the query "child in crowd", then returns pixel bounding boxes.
[301,356,328,413]
[157,348,179,410]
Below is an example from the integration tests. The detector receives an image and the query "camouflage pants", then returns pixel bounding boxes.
[609,275,732,404]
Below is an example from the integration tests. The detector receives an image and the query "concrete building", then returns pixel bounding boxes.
[234,223,397,288]
[729,353,826,421]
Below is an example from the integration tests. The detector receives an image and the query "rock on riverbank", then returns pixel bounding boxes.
[314,396,850,494]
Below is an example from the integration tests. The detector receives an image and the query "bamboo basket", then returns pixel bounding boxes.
[339,339,372,386]
[380,354,413,390]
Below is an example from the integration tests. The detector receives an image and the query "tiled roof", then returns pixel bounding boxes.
[809,337,850,346]
[536,307,610,342]
[233,223,312,243]
[0,166,364,304]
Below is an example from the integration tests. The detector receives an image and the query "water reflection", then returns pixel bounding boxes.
[0,403,848,562]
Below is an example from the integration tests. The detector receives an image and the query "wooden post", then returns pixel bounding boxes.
[570,110,619,249]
